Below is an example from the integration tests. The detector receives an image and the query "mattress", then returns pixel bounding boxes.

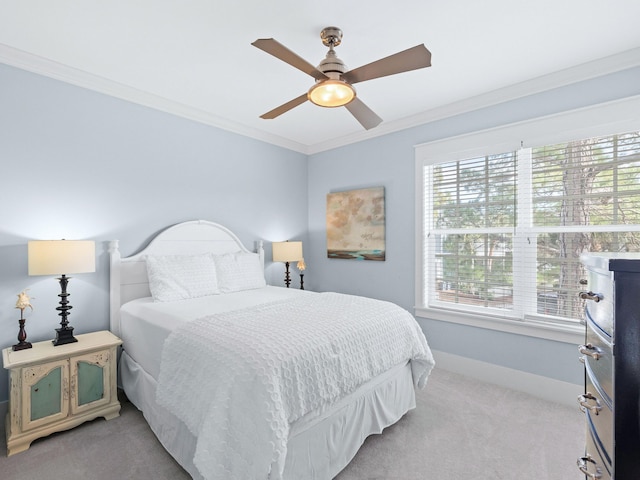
[120,285,313,379]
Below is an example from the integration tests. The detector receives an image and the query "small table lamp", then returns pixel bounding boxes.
[272,241,303,288]
[28,240,96,346]
[297,258,306,290]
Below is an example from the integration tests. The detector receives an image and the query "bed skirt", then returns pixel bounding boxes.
[119,351,416,479]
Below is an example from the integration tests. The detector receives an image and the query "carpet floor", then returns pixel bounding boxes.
[0,367,584,479]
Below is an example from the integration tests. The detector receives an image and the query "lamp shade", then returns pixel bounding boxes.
[272,241,303,262]
[308,80,355,108]
[28,240,96,276]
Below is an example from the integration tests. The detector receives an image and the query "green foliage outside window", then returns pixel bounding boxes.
[429,131,640,321]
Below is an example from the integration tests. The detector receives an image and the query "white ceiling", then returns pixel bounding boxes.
[1,0,640,153]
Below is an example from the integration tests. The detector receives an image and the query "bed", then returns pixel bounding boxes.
[109,219,435,480]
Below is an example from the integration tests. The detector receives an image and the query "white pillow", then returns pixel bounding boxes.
[145,253,220,302]
[214,252,266,293]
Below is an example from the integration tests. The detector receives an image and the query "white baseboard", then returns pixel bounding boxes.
[432,349,582,408]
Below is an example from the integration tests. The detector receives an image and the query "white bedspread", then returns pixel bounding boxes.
[155,292,434,480]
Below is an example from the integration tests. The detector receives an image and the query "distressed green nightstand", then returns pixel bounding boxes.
[2,330,122,456]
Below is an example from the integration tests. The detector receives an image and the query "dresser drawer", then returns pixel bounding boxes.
[579,420,612,480]
[582,266,614,337]
[582,317,613,405]
[582,370,612,465]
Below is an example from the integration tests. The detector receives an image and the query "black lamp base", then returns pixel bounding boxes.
[12,341,32,351]
[13,318,33,351]
[284,261,292,288]
[52,326,78,346]
[52,274,78,346]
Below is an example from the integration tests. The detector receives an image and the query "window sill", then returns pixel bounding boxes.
[414,306,584,345]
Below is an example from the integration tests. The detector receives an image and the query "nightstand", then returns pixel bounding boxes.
[2,330,122,456]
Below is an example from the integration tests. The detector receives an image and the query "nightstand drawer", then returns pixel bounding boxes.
[70,350,113,415]
[20,359,70,432]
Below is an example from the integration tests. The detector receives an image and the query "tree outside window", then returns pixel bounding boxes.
[425,131,640,323]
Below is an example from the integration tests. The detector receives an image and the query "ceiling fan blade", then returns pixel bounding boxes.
[342,44,432,85]
[345,97,383,130]
[252,38,328,82]
[260,93,309,119]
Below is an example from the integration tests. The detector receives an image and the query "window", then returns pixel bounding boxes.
[531,134,640,321]
[428,153,516,313]
[415,99,640,337]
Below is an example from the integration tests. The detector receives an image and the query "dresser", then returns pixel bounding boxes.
[578,254,640,479]
[2,330,122,456]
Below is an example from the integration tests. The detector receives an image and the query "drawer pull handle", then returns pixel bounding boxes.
[579,291,603,302]
[577,455,602,479]
[578,344,602,360]
[578,392,602,415]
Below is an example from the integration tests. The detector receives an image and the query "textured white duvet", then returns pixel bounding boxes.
[155,292,434,480]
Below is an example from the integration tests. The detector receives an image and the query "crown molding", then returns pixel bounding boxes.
[2,43,639,156]
[307,47,640,154]
[0,44,309,154]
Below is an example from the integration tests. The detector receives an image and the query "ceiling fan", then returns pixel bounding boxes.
[251,27,432,130]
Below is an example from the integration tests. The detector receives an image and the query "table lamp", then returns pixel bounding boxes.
[28,239,96,346]
[297,258,306,290]
[272,241,303,288]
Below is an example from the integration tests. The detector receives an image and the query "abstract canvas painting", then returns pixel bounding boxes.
[326,186,385,260]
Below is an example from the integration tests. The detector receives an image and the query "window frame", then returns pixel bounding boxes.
[414,96,640,343]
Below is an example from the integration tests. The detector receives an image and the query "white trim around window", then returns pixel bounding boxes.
[414,94,640,344]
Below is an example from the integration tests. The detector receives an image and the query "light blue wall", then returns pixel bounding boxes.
[0,64,308,403]
[2,60,640,405]
[307,66,640,385]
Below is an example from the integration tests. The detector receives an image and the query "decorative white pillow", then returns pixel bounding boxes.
[214,252,266,293]
[145,253,220,302]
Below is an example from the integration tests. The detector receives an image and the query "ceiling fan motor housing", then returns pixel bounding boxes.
[317,48,348,80]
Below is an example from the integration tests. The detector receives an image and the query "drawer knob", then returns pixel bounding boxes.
[578,392,602,415]
[578,291,603,302]
[577,455,602,478]
[578,343,602,360]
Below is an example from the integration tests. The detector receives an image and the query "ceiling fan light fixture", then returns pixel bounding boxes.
[308,79,355,108]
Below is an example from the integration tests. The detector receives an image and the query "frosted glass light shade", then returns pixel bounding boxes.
[272,241,303,262]
[28,240,96,276]
[308,80,355,107]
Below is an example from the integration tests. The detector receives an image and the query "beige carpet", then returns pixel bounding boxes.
[0,368,584,479]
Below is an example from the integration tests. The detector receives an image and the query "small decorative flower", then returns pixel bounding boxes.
[15,290,34,320]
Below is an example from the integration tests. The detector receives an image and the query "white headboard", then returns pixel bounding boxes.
[109,219,264,338]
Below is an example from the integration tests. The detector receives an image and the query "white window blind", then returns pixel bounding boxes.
[429,153,516,312]
[530,131,640,320]
[423,130,640,324]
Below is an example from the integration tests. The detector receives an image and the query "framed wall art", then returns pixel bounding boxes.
[326,186,385,261]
